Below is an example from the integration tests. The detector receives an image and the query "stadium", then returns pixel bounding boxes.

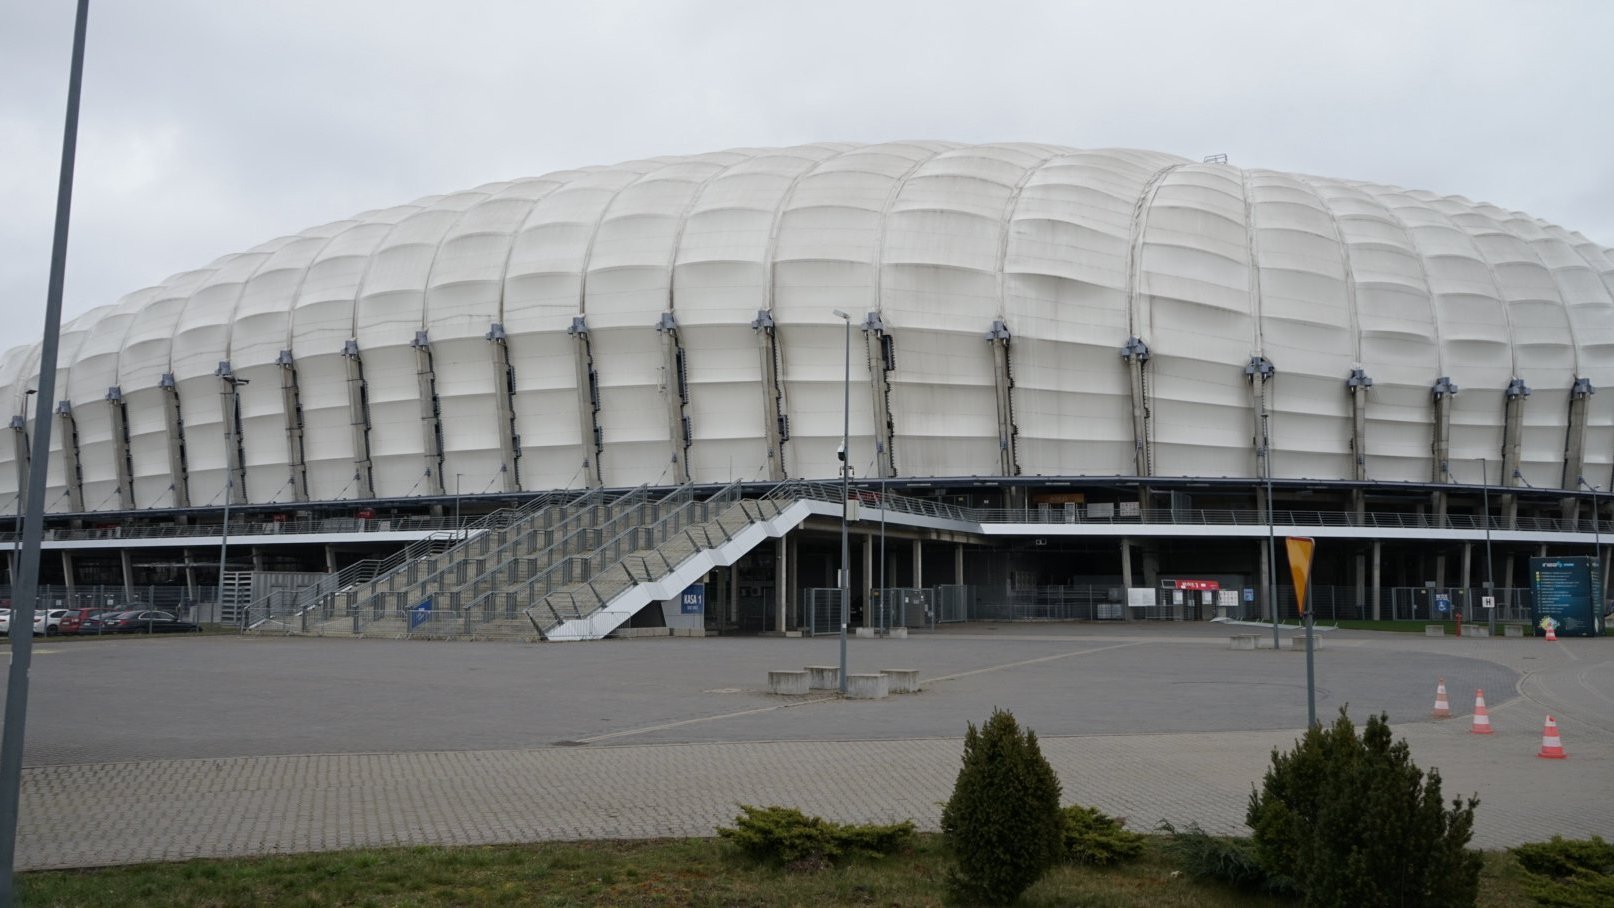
[2,141,1611,638]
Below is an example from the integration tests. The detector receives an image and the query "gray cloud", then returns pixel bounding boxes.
[3,0,1611,337]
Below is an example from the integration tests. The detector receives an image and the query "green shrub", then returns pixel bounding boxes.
[716,805,914,867]
[1247,708,1482,907]
[940,708,1064,904]
[1511,836,1614,907]
[1060,805,1144,866]
[1158,821,1296,895]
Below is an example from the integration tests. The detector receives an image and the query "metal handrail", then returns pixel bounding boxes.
[243,487,590,630]
[456,484,698,631]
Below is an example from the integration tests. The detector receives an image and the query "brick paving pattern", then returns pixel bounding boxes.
[9,625,1612,870]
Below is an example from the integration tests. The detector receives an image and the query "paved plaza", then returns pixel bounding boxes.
[6,623,1612,870]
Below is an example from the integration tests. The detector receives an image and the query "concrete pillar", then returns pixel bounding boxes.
[1354,550,1366,617]
[120,548,135,600]
[1435,551,1447,589]
[861,532,874,627]
[1259,540,1272,622]
[1371,541,1382,621]
[785,533,798,630]
[252,546,267,573]
[729,563,739,624]
[183,548,198,602]
[61,551,76,596]
[954,542,964,585]
[774,535,788,633]
[1120,537,1134,589]
[912,538,923,590]
[324,544,338,573]
[1460,543,1473,598]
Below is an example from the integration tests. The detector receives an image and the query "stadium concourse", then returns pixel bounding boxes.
[3,143,1613,638]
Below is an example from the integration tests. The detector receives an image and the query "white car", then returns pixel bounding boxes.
[33,608,69,636]
[0,609,8,635]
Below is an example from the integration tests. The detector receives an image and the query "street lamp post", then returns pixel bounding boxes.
[1482,458,1494,635]
[218,376,248,628]
[1262,412,1278,650]
[833,309,851,694]
[1580,475,1602,614]
[455,472,463,540]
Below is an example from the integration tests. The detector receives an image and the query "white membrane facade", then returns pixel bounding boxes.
[3,143,1612,512]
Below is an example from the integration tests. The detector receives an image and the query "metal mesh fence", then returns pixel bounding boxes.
[797,587,843,635]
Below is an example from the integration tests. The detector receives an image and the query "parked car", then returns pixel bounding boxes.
[32,608,69,636]
[0,608,9,636]
[58,608,118,635]
[87,610,201,634]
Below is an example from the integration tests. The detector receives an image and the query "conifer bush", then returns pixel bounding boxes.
[717,805,914,867]
[1247,708,1481,907]
[940,708,1064,904]
[1060,804,1145,866]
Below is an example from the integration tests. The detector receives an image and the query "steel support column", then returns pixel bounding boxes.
[1502,377,1531,526]
[1120,336,1151,478]
[105,386,134,509]
[342,340,375,499]
[568,317,603,488]
[54,400,84,512]
[159,372,190,508]
[276,350,309,502]
[986,319,1018,479]
[751,310,788,481]
[862,312,895,478]
[656,312,692,484]
[410,332,446,496]
[485,324,521,492]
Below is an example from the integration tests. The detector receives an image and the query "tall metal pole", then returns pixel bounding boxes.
[1482,458,1494,634]
[834,309,851,694]
[0,3,89,901]
[879,463,886,634]
[1580,475,1601,617]
[455,472,463,539]
[218,376,247,628]
[1263,411,1279,650]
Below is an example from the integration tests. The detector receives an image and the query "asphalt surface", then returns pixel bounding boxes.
[3,622,1611,869]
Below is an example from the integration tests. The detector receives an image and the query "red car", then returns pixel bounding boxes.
[58,608,116,635]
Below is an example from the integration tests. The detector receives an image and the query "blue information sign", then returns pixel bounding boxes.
[1529,557,1605,637]
[680,583,705,615]
[410,596,433,631]
[1435,594,1451,615]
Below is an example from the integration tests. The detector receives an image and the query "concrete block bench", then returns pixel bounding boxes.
[855,627,877,638]
[768,670,810,695]
[887,627,908,639]
[1229,634,1259,650]
[881,669,920,693]
[1505,624,1526,638]
[1282,635,1323,650]
[1465,627,1490,638]
[1424,625,1446,636]
[805,665,840,690]
[845,673,890,699]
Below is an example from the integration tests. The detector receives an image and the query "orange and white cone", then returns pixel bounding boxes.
[1432,678,1451,718]
[1545,622,1559,642]
[1537,715,1567,759]
[1471,689,1493,735]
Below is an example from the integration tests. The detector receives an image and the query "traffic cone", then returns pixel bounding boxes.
[1545,622,1558,642]
[1432,678,1451,718]
[1537,715,1567,759]
[1470,689,1493,734]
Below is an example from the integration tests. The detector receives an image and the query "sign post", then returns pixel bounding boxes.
[1285,536,1318,726]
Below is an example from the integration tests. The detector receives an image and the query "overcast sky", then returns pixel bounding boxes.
[3,1,1611,342]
